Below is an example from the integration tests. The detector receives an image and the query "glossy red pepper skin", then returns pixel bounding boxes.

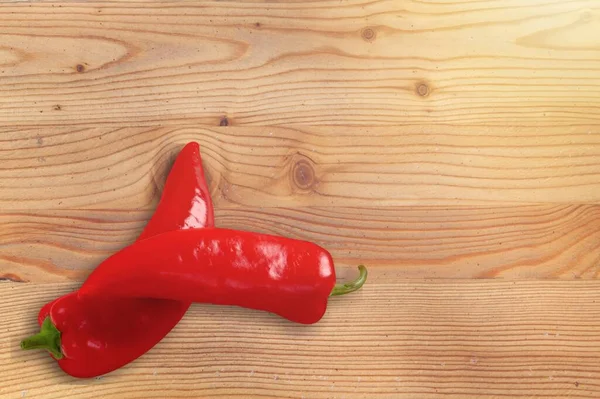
[33,142,214,378]
[79,228,337,324]
[137,142,214,239]
[45,296,187,378]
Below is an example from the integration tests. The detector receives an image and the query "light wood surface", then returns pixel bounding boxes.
[2,281,599,399]
[1,0,600,398]
[0,0,599,127]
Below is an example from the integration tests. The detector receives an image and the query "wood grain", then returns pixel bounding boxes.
[1,1,600,397]
[1,280,599,399]
[0,1,599,126]
[2,204,600,283]
[1,125,599,210]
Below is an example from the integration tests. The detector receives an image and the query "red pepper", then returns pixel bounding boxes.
[78,228,367,325]
[20,142,214,378]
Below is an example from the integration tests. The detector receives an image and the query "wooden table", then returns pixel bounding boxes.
[1,1,599,398]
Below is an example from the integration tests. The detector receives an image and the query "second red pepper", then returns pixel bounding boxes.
[79,228,367,324]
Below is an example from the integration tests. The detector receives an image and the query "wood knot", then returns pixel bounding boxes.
[219,116,229,126]
[361,27,376,42]
[53,104,62,111]
[150,149,177,199]
[255,22,261,28]
[76,64,85,73]
[581,10,593,22]
[0,273,27,283]
[416,82,430,97]
[292,157,316,191]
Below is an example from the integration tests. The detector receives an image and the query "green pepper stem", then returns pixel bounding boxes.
[20,317,63,359]
[330,265,367,296]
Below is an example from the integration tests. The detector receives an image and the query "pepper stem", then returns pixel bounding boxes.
[330,265,368,296]
[20,317,63,359]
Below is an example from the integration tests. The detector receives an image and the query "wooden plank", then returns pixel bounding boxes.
[1,280,599,398]
[0,1,599,126]
[2,205,600,283]
[1,125,599,210]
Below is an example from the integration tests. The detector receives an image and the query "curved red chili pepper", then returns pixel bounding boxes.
[137,142,214,238]
[21,142,214,378]
[78,228,367,325]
